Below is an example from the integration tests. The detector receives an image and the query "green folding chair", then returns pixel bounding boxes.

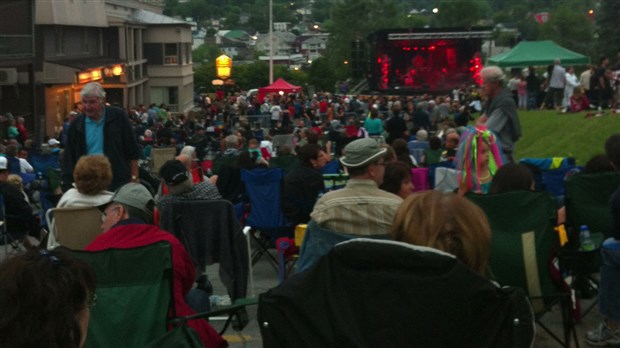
[467,191,577,348]
[71,242,255,348]
[564,172,620,238]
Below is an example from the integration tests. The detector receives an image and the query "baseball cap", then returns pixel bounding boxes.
[159,160,189,187]
[340,138,387,168]
[48,138,61,146]
[102,183,154,218]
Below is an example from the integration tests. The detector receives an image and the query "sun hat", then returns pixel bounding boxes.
[340,138,387,168]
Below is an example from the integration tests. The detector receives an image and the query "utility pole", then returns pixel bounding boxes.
[269,0,274,84]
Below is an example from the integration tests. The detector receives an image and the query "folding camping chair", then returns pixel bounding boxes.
[240,168,293,271]
[71,242,255,348]
[407,140,429,165]
[150,147,177,175]
[564,172,620,239]
[323,173,349,192]
[158,199,250,300]
[520,157,576,199]
[45,206,103,250]
[562,172,620,315]
[467,191,578,347]
[259,239,535,347]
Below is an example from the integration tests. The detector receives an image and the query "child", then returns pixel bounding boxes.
[456,126,503,195]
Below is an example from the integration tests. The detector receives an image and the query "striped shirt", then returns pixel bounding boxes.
[310,179,403,236]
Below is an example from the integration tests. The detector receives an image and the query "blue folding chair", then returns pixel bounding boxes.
[240,168,294,270]
[407,140,429,165]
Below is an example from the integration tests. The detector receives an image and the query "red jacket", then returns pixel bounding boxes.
[85,222,227,348]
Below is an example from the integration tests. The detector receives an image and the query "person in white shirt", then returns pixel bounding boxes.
[563,67,580,111]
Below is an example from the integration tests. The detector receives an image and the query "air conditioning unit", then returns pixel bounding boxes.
[0,68,18,85]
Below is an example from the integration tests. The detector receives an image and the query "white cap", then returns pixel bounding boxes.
[48,138,60,146]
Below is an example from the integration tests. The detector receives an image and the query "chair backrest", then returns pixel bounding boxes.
[519,157,575,197]
[6,156,21,174]
[71,242,173,348]
[407,140,429,164]
[433,166,459,193]
[296,220,389,273]
[272,134,294,155]
[47,206,103,250]
[268,154,300,175]
[150,147,177,174]
[261,239,535,348]
[158,199,248,300]
[319,159,341,175]
[322,173,349,192]
[428,161,456,189]
[466,191,558,310]
[411,167,430,192]
[565,172,620,238]
[241,168,288,230]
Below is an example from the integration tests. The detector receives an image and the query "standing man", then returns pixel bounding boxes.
[549,58,567,111]
[477,66,522,163]
[62,82,140,192]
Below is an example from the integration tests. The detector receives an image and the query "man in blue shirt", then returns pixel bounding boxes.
[62,82,140,192]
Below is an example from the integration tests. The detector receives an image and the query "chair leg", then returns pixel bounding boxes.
[243,226,254,297]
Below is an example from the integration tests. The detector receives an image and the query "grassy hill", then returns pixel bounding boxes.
[505,110,620,165]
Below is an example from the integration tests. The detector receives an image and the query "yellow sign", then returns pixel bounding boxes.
[215,54,232,80]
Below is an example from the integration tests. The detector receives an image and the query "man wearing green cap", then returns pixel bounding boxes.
[310,138,403,235]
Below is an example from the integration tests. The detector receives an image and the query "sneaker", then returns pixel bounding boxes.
[586,322,620,346]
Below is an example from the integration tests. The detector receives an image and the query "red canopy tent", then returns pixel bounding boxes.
[257,78,301,102]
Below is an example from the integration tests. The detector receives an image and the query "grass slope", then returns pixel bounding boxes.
[505,110,620,165]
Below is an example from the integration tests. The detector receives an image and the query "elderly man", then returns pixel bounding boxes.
[156,159,221,211]
[85,183,226,348]
[310,138,403,236]
[477,66,522,163]
[62,82,140,192]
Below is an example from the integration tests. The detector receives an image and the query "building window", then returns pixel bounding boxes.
[164,43,178,65]
[187,43,192,64]
[55,28,65,56]
[168,87,178,105]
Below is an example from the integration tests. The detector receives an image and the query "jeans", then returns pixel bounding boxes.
[527,91,538,110]
[599,238,620,322]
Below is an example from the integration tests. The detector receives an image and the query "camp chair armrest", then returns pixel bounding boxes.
[169,297,258,325]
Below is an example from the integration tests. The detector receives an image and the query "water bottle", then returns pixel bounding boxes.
[579,225,595,252]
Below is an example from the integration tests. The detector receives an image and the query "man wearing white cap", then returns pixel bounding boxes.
[310,138,402,236]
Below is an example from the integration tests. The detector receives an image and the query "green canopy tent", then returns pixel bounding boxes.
[487,40,590,67]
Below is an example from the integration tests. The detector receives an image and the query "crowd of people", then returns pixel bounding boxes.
[0,60,619,347]
[506,54,620,115]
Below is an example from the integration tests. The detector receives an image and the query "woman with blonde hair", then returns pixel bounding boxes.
[392,190,491,275]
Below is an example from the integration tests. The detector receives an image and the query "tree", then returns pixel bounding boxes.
[326,0,402,80]
[539,0,596,58]
[596,0,620,61]
[192,44,223,65]
[305,57,338,92]
[435,0,491,28]
[312,0,334,22]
